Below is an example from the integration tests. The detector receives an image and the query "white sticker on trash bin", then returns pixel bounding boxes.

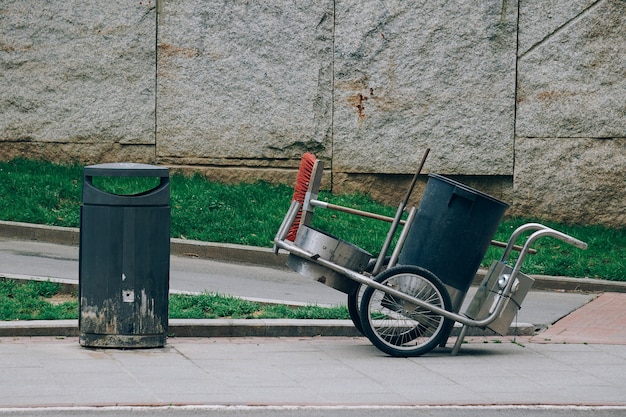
[122,290,134,303]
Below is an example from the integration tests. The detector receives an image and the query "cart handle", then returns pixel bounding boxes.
[500,223,587,264]
[510,226,587,272]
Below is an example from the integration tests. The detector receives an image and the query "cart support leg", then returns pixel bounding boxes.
[451,325,468,356]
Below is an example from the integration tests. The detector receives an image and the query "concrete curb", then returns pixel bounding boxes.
[0,220,290,269]
[0,319,363,338]
[0,319,536,339]
[0,273,537,338]
[0,272,539,339]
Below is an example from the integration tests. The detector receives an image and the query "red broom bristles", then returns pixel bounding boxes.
[287,152,317,241]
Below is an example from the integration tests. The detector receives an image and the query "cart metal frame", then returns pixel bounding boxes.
[273,154,587,356]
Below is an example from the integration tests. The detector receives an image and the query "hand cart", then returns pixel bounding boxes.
[273,151,588,356]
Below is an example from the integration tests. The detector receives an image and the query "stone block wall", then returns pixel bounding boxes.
[514,0,625,226]
[0,0,156,163]
[0,0,624,227]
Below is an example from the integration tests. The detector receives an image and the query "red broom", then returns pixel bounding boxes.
[286,152,317,241]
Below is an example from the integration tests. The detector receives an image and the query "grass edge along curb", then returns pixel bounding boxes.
[0,276,355,322]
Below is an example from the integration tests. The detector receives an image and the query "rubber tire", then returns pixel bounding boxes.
[347,285,365,334]
[359,265,452,357]
[347,257,391,335]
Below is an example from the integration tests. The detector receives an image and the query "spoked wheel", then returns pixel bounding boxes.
[347,257,391,335]
[359,265,452,357]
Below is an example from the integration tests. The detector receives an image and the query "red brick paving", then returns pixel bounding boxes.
[531,292,626,345]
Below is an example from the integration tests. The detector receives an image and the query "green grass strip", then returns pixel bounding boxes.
[0,280,349,321]
[0,158,623,281]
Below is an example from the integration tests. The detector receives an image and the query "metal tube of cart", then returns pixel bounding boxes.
[275,218,587,355]
[274,151,588,357]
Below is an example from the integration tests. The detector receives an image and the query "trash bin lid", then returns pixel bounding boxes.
[84,163,169,178]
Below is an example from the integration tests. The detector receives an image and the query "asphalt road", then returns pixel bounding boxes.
[0,237,594,327]
[0,238,346,306]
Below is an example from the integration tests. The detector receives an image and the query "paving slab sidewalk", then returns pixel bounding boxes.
[0,335,625,408]
[1,222,626,409]
[532,293,626,345]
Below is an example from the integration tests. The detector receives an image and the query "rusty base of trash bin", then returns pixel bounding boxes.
[79,333,166,349]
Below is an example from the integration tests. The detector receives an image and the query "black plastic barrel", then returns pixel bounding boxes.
[398,174,509,309]
[79,163,170,348]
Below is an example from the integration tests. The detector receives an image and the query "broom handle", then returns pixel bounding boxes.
[313,147,430,219]
[402,148,430,207]
[371,148,431,274]
[311,201,396,222]
[490,239,536,253]
[309,200,535,254]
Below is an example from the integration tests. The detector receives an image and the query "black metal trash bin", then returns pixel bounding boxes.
[79,163,170,348]
[398,174,509,312]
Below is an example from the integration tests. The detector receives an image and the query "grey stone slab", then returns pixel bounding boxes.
[156,0,334,163]
[1,2,624,229]
[332,0,518,176]
[0,0,156,150]
[518,0,598,55]
[512,137,626,227]
[516,0,626,138]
